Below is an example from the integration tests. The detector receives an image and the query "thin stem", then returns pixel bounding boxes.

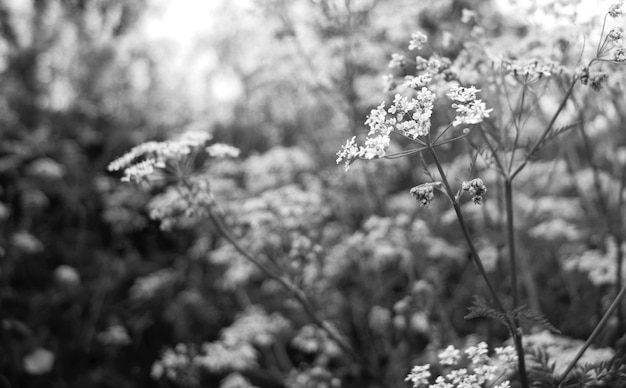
[207,210,359,361]
[428,146,506,313]
[508,79,528,174]
[429,146,529,388]
[432,123,454,145]
[511,77,578,180]
[384,146,428,159]
[557,283,626,386]
[504,179,530,388]
[504,180,519,308]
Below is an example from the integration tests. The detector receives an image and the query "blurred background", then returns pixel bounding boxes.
[0,0,625,387]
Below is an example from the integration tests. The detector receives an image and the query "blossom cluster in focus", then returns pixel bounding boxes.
[405,342,516,388]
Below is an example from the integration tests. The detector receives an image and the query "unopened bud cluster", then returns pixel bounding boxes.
[462,178,487,204]
[410,182,441,208]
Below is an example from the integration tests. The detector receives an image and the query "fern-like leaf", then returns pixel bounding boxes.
[464,295,510,329]
[510,305,561,334]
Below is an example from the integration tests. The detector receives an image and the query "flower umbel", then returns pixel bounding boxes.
[448,86,492,127]
[405,364,431,387]
[608,0,624,17]
[409,31,428,50]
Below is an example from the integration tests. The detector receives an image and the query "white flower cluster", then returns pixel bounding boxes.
[219,373,259,388]
[608,0,624,17]
[336,89,435,170]
[206,143,241,158]
[409,31,428,50]
[499,59,565,80]
[292,324,341,357]
[564,236,626,286]
[405,342,516,388]
[447,87,492,127]
[221,305,291,347]
[108,131,212,182]
[389,53,408,68]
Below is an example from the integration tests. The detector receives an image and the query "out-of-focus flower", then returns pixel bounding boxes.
[53,265,80,287]
[26,158,65,179]
[220,373,259,388]
[0,202,10,221]
[221,306,290,347]
[23,348,54,375]
[405,364,431,387]
[607,27,623,44]
[206,143,241,158]
[11,231,44,254]
[129,269,177,299]
[195,341,257,372]
[97,325,131,346]
[608,0,624,17]
[461,8,476,23]
[108,131,212,182]
[368,306,392,334]
[409,31,428,50]
[389,53,407,68]
[438,345,461,366]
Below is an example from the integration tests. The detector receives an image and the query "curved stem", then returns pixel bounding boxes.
[207,210,359,361]
[557,283,626,386]
[428,147,506,313]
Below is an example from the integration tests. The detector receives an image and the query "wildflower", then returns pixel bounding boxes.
[108,131,212,181]
[366,102,393,136]
[438,345,461,366]
[23,348,55,375]
[452,100,492,127]
[120,158,165,182]
[415,56,429,71]
[220,373,258,388]
[336,137,361,170]
[461,8,476,23]
[607,27,623,44]
[97,325,131,346]
[409,31,428,50]
[389,53,407,68]
[403,73,433,89]
[495,346,518,364]
[53,265,80,287]
[362,135,391,159]
[206,143,241,158]
[614,47,626,62]
[465,341,489,364]
[448,86,492,127]
[405,364,431,387]
[427,55,451,74]
[196,341,258,372]
[462,178,488,204]
[368,306,392,334]
[608,0,624,17]
[589,73,609,90]
[447,86,481,103]
[410,182,441,207]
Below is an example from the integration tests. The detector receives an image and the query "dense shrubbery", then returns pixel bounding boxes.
[1,0,626,387]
